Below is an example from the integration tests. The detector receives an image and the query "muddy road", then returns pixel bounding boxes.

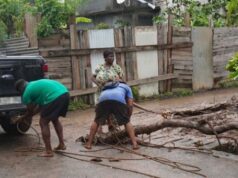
[1,88,238,178]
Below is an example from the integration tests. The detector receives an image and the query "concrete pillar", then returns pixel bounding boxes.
[192,27,213,91]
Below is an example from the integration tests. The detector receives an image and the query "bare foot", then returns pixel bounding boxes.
[37,151,54,157]
[54,145,66,151]
[84,144,92,150]
[132,145,140,150]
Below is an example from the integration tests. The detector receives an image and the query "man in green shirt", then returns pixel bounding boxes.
[15,79,69,157]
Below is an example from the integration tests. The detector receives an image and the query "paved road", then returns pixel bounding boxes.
[1,88,238,178]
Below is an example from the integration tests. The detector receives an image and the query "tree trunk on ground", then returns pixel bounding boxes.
[77,97,238,144]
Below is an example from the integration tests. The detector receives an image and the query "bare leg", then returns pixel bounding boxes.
[39,117,53,157]
[107,114,114,131]
[97,125,103,134]
[85,121,99,149]
[125,122,139,150]
[52,118,66,150]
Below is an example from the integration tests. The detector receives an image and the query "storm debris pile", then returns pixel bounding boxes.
[78,96,238,151]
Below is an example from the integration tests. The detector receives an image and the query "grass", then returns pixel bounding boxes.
[217,79,238,89]
[133,88,193,101]
[68,99,90,111]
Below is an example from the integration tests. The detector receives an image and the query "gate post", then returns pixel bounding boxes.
[24,13,38,48]
[192,27,213,91]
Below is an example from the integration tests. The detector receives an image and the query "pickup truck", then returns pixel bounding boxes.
[0,55,48,134]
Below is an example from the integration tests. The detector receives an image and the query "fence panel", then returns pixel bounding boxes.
[172,27,193,88]
[39,26,195,101]
[213,28,238,82]
[135,26,159,96]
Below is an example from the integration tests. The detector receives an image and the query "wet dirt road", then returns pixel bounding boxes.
[1,88,238,178]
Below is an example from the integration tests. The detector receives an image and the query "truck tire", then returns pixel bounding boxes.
[0,115,32,135]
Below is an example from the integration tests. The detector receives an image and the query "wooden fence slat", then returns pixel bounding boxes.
[70,24,81,89]
[114,28,126,81]
[40,42,193,57]
[70,74,178,97]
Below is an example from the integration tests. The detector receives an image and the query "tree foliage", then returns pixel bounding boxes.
[226,53,238,80]
[0,20,7,42]
[0,0,87,39]
[153,0,228,27]
[0,0,28,38]
[226,0,238,26]
[32,0,87,37]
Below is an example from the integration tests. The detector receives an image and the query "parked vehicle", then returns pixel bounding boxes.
[0,55,48,134]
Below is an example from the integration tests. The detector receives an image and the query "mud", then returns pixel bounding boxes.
[1,88,238,178]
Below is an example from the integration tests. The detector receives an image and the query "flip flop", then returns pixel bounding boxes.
[37,152,54,157]
[132,145,140,150]
[53,145,66,151]
[84,145,92,150]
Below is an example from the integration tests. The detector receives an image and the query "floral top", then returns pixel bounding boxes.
[94,64,124,87]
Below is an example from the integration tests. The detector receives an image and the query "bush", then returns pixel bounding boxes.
[37,18,54,37]
[68,99,90,111]
[226,52,238,79]
[95,23,110,29]
[217,79,238,88]
[0,20,7,42]
[131,86,139,101]
[158,88,193,99]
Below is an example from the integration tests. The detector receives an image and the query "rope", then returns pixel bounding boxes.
[16,118,41,145]
[138,140,213,155]
[98,117,207,178]
[56,151,161,178]
[99,140,206,178]
[56,150,149,161]
[206,120,222,147]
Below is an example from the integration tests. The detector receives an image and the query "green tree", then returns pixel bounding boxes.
[0,0,88,38]
[34,0,88,37]
[0,20,7,42]
[33,0,69,37]
[153,0,227,27]
[226,52,238,79]
[226,0,238,26]
[0,0,27,38]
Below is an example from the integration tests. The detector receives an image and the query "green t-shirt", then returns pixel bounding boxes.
[22,79,68,106]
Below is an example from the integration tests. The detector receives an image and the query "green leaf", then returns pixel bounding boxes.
[76,17,92,23]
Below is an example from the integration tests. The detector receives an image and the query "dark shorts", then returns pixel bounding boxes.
[95,100,130,125]
[41,93,70,121]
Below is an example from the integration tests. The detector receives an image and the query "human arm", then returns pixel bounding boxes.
[114,64,124,82]
[127,98,134,117]
[91,74,101,87]
[91,64,103,87]
[26,104,40,116]
[19,104,39,120]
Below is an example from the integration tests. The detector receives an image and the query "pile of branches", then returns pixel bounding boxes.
[77,96,238,145]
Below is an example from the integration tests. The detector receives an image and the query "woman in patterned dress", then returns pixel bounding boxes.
[91,49,124,89]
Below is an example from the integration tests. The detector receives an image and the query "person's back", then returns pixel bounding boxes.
[23,79,68,105]
[15,78,70,157]
[84,82,139,150]
[98,83,133,104]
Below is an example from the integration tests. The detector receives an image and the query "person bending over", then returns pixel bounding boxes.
[15,79,69,157]
[84,82,139,150]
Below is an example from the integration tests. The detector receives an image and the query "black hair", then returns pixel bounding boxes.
[15,79,28,93]
[103,49,114,58]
